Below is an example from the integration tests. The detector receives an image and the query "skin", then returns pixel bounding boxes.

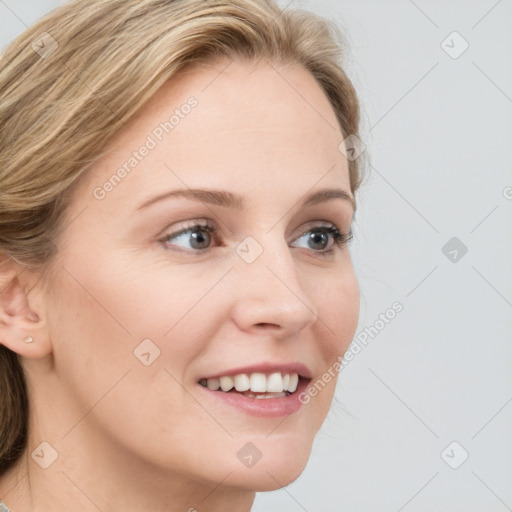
[0,57,359,511]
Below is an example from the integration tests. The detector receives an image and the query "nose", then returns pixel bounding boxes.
[229,236,318,338]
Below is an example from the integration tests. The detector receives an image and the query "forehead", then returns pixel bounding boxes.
[75,58,351,215]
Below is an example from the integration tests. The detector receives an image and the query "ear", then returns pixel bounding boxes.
[0,258,52,359]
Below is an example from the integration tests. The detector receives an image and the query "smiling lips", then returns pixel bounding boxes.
[199,371,300,398]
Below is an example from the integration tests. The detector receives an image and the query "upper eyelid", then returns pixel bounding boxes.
[158,220,351,259]
[161,219,343,239]
[159,220,348,255]
[296,220,342,233]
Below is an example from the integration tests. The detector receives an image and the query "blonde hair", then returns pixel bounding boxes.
[0,0,362,474]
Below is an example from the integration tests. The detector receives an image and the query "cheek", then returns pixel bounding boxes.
[313,263,360,359]
[300,264,359,423]
[45,267,138,416]
[45,260,213,462]
[47,250,228,403]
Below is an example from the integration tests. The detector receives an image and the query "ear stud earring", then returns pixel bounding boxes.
[24,336,34,344]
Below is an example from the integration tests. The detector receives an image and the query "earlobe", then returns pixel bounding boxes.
[0,263,52,358]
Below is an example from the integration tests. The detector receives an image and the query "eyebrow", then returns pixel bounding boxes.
[136,186,356,212]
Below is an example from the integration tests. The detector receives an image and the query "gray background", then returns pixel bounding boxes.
[1,1,511,510]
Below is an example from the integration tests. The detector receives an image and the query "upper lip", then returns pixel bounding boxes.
[199,362,313,381]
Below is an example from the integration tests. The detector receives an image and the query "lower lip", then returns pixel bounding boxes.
[198,378,310,418]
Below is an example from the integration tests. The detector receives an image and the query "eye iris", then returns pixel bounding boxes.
[190,228,211,249]
[308,231,329,250]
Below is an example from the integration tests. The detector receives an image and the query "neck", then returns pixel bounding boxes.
[0,453,255,512]
[0,426,255,512]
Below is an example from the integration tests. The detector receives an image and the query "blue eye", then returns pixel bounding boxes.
[160,222,216,252]
[159,221,352,255]
[291,225,352,254]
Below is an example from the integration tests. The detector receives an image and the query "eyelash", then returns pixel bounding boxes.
[158,220,353,257]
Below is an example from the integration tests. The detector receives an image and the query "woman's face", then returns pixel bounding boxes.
[40,58,359,491]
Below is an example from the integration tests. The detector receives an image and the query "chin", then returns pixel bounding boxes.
[229,457,310,492]
[222,433,314,492]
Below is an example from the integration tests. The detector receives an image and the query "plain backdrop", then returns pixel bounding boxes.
[1,1,511,511]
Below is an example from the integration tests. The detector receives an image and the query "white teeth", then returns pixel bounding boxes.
[219,376,234,392]
[267,372,284,393]
[234,374,250,392]
[203,371,301,394]
[288,373,299,393]
[250,373,267,393]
